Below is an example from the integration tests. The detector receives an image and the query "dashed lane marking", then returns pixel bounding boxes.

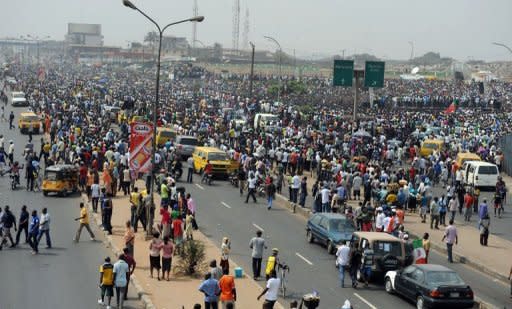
[295,252,314,265]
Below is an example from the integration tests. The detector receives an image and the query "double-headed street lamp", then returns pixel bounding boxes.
[492,42,512,56]
[264,35,282,103]
[122,0,204,237]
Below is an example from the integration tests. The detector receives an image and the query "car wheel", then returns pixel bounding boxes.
[384,277,393,294]
[416,296,425,309]
[327,241,334,254]
[43,191,48,196]
[306,230,314,243]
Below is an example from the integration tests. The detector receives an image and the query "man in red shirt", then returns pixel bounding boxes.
[121,248,137,301]
[219,268,237,308]
[172,216,183,253]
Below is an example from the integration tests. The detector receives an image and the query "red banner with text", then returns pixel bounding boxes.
[129,122,153,174]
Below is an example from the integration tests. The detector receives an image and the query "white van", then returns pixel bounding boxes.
[10,91,28,107]
[254,113,279,131]
[465,161,499,189]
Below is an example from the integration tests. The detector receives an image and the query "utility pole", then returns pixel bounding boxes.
[353,69,364,122]
[249,42,255,99]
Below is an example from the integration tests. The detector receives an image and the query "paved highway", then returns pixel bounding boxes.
[0,105,141,309]
[185,179,511,308]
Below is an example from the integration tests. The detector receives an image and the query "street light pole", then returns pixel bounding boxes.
[264,35,282,103]
[492,42,512,56]
[122,0,204,238]
[249,42,255,100]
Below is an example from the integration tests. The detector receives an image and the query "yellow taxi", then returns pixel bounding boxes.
[18,112,41,134]
[455,152,481,167]
[192,147,239,176]
[420,139,444,157]
[156,127,177,146]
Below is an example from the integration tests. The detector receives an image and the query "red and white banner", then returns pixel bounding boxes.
[129,122,153,174]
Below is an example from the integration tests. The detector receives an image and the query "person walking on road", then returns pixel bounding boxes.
[199,272,221,309]
[349,247,362,288]
[0,205,16,249]
[266,178,276,210]
[74,202,95,242]
[28,210,40,254]
[245,173,258,203]
[187,155,194,183]
[37,207,52,249]
[430,197,440,229]
[442,219,458,263]
[479,214,490,246]
[249,230,267,280]
[15,205,29,246]
[219,267,237,309]
[122,247,136,301]
[448,196,458,222]
[257,270,280,309]
[8,111,14,130]
[336,240,350,288]
[113,254,130,309]
[98,256,114,309]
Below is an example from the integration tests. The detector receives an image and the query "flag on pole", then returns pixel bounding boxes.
[444,103,456,114]
[412,239,427,264]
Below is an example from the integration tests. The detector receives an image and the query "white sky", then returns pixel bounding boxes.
[1,0,511,61]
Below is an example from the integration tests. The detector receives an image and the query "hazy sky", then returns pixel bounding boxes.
[1,0,511,61]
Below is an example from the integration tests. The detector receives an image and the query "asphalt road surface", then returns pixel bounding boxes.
[0,104,141,309]
[185,178,511,308]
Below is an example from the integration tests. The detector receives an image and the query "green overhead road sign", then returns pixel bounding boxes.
[364,61,385,88]
[333,60,354,87]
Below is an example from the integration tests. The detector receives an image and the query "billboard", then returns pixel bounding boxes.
[129,122,153,174]
[68,23,101,35]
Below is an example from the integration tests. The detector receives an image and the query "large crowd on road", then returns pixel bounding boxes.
[1,59,512,308]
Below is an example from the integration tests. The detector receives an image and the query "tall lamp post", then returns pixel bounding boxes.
[122,0,204,237]
[492,42,512,56]
[264,35,282,102]
[27,35,50,64]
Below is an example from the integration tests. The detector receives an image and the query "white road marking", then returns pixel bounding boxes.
[252,223,264,232]
[195,183,204,190]
[295,252,314,265]
[354,292,378,309]
[221,202,232,209]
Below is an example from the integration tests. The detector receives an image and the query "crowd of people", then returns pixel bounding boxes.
[1,58,512,307]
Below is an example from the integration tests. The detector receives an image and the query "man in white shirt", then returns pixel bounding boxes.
[245,174,258,203]
[257,270,280,308]
[320,186,331,212]
[291,174,300,204]
[186,156,194,183]
[336,241,351,288]
[37,208,52,249]
[375,207,386,232]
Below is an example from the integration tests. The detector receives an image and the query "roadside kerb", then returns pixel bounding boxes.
[82,194,157,309]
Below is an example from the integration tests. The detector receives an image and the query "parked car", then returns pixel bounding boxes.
[385,264,474,309]
[306,213,355,254]
[350,232,413,279]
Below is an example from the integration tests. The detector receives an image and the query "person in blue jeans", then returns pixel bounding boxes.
[442,219,458,263]
[37,207,52,249]
[336,241,351,288]
[28,210,40,254]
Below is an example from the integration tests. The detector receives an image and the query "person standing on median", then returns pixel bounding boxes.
[113,254,130,309]
[508,264,512,299]
[257,270,280,309]
[249,230,267,280]
[219,267,237,309]
[98,256,114,309]
[74,202,95,242]
[442,219,458,263]
[199,272,221,309]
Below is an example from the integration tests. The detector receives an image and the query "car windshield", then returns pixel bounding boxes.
[373,241,402,256]
[23,115,39,121]
[328,219,355,232]
[179,138,197,146]
[208,152,228,161]
[426,271,465,286]
[424,143,439,149]
[13,93,25,99]
[44,171,58,181]
[159,130,175,138]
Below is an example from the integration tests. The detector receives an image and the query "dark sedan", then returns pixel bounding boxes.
[306,213,355,254]
[385,264,474,309]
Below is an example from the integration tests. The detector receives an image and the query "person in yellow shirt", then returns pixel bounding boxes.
[74,202,95,242]
[98,256,114,307]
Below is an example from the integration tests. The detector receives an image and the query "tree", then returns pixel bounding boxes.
[144,31,158,56]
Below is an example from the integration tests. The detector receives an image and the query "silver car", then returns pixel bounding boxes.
[175,135,198,158]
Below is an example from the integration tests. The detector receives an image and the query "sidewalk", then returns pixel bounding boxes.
[88,181,283,309]
[403,211,512,283]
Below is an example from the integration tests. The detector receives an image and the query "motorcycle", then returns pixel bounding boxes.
[229,172,238,187]
[170,167,183,181]
[201,173,213,186]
